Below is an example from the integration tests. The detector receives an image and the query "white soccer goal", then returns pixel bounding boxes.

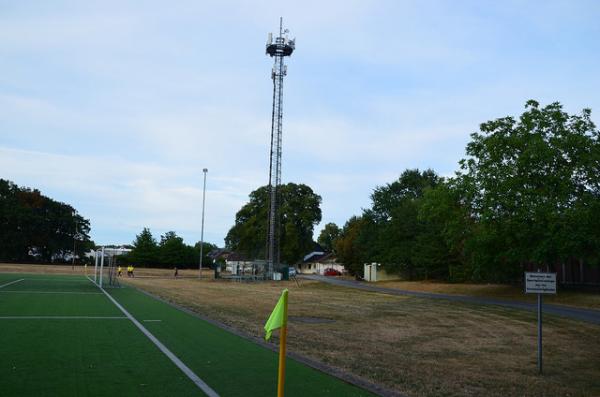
[92,247,121,288]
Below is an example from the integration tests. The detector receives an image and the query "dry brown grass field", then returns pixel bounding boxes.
[124,275,600,396]
[375,280,600,310]
[3,264,600,396]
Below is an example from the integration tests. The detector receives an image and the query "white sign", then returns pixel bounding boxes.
[525,272,557,294]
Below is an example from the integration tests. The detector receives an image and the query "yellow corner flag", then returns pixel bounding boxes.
[264,289,288,340]
[264,289,289,397]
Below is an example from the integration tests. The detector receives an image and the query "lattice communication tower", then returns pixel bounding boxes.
[265,18,295,279]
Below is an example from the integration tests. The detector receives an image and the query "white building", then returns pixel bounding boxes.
[86,247,132,259]
[297,251,345,275]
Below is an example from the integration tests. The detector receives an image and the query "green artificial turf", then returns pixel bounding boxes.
[0,273,376,397]
[0,319,202,397]
[0,273,202,397]
[0,292,122,317]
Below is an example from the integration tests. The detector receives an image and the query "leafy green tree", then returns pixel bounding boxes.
[225,183,322,264]
[369,169,441,279]
[130,227,159,266]
[416,181,471,280]
[458,100,600,279]
[128,229,218,268]
[159,231,188,266]
[334,216,368,276]
[317,222,341,252]
[0,179,92,262]
[370,169,441,222]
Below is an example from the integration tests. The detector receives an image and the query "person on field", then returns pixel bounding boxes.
[174,267,178,278]
[117,266,122,277]
[130,265,135,277]
[127,266,132,277]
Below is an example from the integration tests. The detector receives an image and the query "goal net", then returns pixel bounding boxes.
[92,248,121,288]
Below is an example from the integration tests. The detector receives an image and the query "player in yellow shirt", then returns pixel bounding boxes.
[117,266,122,277]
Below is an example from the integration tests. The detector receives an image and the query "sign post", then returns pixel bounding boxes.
[524,271,556,375]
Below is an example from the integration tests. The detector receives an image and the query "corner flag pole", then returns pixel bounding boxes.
[264,289,289,397]
[277,296,288,397]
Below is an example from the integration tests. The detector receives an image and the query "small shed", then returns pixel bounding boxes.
[363,263,398,282]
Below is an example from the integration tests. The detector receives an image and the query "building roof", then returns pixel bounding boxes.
[301,252,335,264]
[208,248,230,260]
[303,242,328,261]
[226,252,252,262]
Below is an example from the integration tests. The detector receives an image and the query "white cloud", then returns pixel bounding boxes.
[0,146,249,245]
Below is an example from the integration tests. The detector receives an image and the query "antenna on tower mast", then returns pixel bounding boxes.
[265,18,295,280]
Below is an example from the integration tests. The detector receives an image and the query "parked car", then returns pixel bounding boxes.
[323,268,342,276]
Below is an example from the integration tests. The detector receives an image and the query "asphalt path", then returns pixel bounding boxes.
[300,275,600,325]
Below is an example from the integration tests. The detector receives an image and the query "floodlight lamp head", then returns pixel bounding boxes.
[203,168,208,173]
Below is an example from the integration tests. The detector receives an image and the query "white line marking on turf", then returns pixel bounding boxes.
[0,279,25,289]
[89,278,219,397]
[0,316,127,320]
[143,319,162,322]
[0,291,103,295]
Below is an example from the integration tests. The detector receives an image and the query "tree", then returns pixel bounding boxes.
[127,228,219,268]
[334,216,367,276]
[370,169,441,222]
[458,100,600,279]
[369,169,441,279]
[416,181,471,280]
[333,170,444,279]
[130,228,158,266]
[317,223,341,252]
[225,183,322,264]
[159,231,187,266]
[0,179,92,262]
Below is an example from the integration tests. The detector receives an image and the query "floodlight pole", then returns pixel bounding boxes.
[199,168,208,279]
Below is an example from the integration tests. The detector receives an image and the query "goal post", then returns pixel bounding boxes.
[93,247,121,288]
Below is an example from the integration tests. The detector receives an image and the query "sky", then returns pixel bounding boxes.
[1,1,600,247]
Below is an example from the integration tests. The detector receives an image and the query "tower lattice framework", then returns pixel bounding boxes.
[265,18,295,279]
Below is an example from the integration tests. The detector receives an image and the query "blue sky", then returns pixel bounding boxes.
[1,1,599,246]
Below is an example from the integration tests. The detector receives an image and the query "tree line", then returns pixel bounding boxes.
[0,179,215,269]
[124,227,217,268]
[0,179,93,262]
[334,101,600,282]
[224,101,600,282]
